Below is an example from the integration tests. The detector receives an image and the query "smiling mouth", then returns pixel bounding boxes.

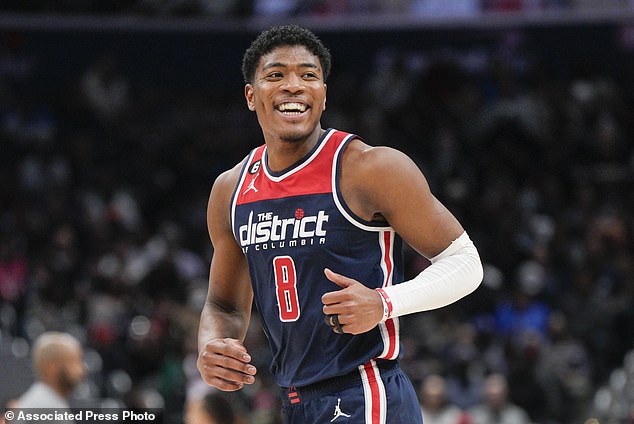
[276,102,308,115]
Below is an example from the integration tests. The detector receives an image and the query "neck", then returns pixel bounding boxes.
[264,126,324,172]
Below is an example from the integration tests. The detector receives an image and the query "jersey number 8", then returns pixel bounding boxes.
[273,256,300,322]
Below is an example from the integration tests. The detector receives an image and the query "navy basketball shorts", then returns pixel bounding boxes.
[281,359,423,424]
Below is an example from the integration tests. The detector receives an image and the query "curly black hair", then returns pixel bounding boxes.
[241,25,332,84]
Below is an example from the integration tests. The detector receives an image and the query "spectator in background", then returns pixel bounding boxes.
[184,391,244,424]
[469,373,531,424]
[16,332,86,410]
[537,311,592,423]
[80,54,130,124]
[0,398,18,424]
[444,323,485,410]
[420,374,469,424]
[0,237,28,336]
[493,273,550,343]
[410,0,480,17]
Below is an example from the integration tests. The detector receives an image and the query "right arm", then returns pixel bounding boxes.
[197,164,257,391]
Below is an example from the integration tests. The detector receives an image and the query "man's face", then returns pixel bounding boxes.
[245,45,327,143]
[56,346,86,393]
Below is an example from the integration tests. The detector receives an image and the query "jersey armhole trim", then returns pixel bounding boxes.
[332,136,394,232]
[230,149,257,237]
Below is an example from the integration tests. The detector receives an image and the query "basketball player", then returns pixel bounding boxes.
[197,25,483,423]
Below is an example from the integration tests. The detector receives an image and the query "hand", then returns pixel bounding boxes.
[197,338,257,391]
[321,268,384,335]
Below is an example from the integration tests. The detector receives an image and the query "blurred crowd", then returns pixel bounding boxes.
[2,0,634,18]
[0,22,633,424]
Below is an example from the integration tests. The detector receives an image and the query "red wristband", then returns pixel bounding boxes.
[375,288,393,321]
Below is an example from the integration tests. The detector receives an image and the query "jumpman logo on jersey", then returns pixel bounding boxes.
[330,398,351,422]
[243,172,259,195]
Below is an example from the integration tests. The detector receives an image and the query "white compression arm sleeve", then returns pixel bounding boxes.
[381,231,483,318]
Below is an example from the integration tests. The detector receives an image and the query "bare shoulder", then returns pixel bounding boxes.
[207,157,248,236]
[341,139,423,180]
[340,139,432,205]
[210,159,245,199]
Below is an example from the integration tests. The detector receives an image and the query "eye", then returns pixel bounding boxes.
[265,72,283,80]
[303,72,318,79]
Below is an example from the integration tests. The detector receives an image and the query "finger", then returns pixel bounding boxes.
[333,315,372,336]
[323,313,346,334]
[322,271,359,305]
[331,314,344,334]
[323,313,343,326]
[322,303,344,315]
[198,360,256,391]
[202,375,245,392]
[331,322,345,334]
[204,338,252,364]
[220,338,252,362]
[201,361,256,384]
[200,351,257,376]
[324,268,357,289]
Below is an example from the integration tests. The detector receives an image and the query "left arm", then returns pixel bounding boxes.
[321,141,483,334]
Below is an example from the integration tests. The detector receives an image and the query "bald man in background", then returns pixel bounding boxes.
[17,332,86,411]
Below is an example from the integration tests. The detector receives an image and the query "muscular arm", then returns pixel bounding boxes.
[341,141,463,255]
[322,140,482,334]
[197,164,257,391]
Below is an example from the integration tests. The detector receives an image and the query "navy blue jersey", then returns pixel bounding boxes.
[231,129,403,388]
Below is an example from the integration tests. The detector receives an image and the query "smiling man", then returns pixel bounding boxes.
[197,25,483,424]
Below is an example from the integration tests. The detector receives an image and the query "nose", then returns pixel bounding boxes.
[281,72,304,93]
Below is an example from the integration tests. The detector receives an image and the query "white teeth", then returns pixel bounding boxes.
[278,102,307,112]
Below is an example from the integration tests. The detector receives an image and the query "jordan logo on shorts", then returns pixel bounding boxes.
[330,398,351,422]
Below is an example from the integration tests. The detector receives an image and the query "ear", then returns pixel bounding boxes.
[245,84,255,111]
